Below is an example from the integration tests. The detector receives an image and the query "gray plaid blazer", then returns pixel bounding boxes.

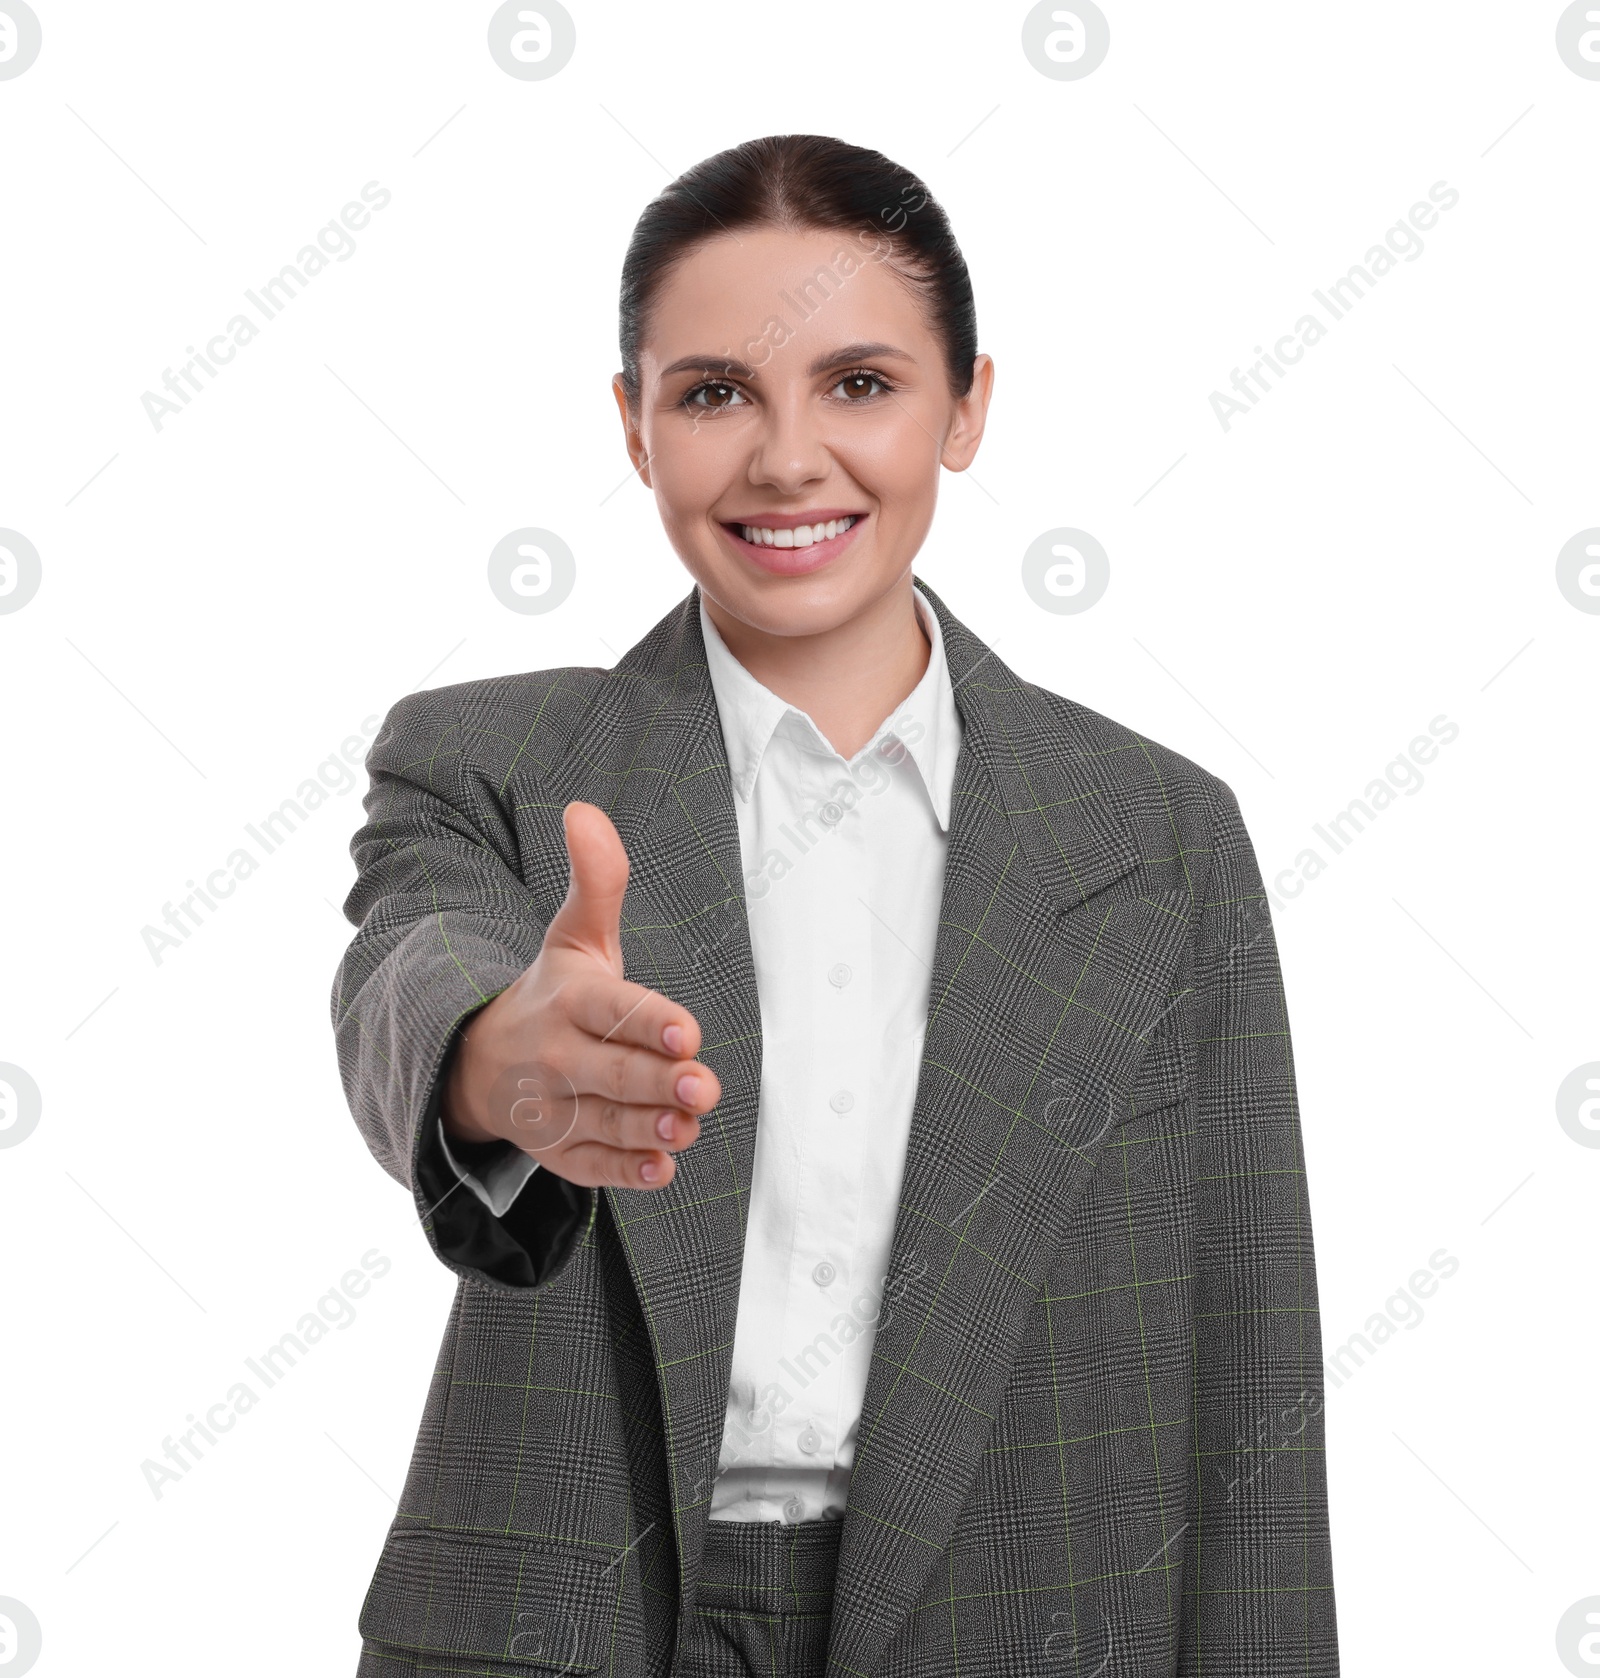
[332,577,1339,1676]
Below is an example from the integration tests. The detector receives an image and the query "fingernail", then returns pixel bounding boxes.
[662,1024,684,1055]
[656,1111,676,1141]
[675,1074,700,1107]
[640,1159,660,1183]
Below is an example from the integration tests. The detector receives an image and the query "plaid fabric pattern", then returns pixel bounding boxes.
[333,577,1339,1676]
[678,1517,844,1676]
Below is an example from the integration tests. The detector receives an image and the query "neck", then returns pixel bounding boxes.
[702,575,931,760]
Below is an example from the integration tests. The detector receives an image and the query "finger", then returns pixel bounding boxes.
[501,1091,699,1157]
[558,1142,681,1192]
[565,1094,700,1154]
[561,968,703,1060]
[545,801,629,971]
[561,1033,721,1114]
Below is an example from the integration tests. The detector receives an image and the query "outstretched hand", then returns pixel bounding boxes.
[440,801,719,1190]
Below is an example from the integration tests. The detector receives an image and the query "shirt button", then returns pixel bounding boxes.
[783,1494,806,1522]
[820,801,843,826]
[812,1260,836,1287]
[829,1090,854,1114]
[828,962,852,988]
[798,1426,821,1456]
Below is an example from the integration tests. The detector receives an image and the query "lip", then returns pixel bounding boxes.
[718,511,868,577]
[722,508,865,530]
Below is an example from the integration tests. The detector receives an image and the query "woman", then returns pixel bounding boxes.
[333,134,1339,1678]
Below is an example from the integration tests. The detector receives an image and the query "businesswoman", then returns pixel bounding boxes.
[333,134,1340,1677]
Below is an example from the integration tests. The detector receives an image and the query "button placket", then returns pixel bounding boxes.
[770,756,854,1507]
[779,811,862,1499]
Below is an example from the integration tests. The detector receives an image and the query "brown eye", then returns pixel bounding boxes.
[834,372,885,400]
[687,380,745,409]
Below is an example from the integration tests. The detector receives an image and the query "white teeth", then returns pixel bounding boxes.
[738,516,857,547]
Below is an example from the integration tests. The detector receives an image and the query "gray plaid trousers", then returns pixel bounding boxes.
[332,577,1340,1676]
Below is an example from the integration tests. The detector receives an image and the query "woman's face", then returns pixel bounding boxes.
[613,225,993,641]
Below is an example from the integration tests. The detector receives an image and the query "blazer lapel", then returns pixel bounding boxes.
[539,587,765,1647]
[823,580,1195,1678]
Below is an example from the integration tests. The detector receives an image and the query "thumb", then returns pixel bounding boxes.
[545,800,629,971]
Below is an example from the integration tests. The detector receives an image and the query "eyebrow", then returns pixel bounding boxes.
[657,341,913,381]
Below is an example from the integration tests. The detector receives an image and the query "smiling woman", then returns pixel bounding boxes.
[333,133,1340,1678]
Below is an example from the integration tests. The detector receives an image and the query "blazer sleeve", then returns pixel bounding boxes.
[1179,780,1340,1674]
[330,684,594,1292]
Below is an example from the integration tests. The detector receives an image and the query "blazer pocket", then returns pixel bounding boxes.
[1122,1030,1192,1124]
[360,1526,626,1674]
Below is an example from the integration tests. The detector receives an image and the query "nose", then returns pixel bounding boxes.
[745,387,830,497]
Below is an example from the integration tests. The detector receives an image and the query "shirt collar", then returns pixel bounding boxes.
[697,581,960,832]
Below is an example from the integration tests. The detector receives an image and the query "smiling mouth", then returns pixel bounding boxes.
[725,514,861,550]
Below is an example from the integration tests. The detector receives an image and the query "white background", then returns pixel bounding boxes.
[2,2,1597,1673]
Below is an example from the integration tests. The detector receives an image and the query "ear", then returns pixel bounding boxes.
[939,353,994,473]
[611,373,653,488]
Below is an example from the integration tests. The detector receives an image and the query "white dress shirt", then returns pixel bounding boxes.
[440,582,961,1525]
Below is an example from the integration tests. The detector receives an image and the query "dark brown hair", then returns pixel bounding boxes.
[618,134,978,405]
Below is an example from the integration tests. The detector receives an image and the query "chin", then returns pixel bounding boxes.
[705,568,854,636]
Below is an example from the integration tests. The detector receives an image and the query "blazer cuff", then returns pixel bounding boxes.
[415,1035,592,1291]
